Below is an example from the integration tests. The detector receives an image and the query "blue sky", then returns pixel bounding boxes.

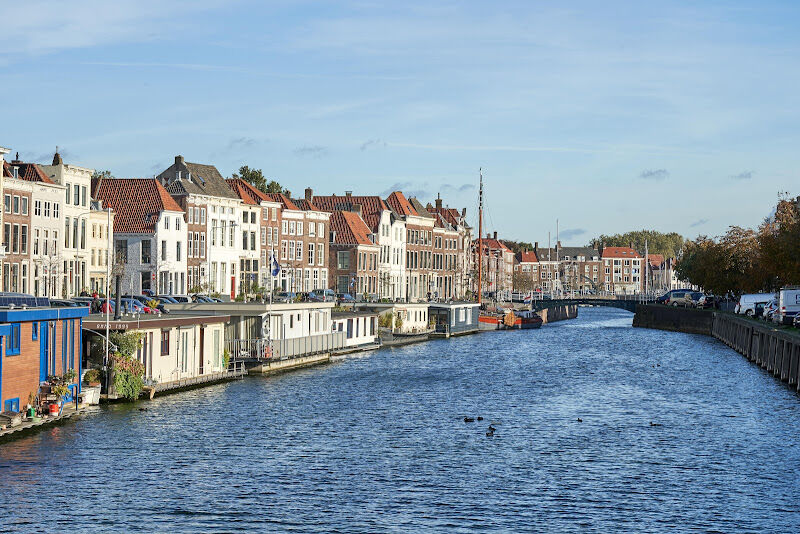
[1,0,798,245]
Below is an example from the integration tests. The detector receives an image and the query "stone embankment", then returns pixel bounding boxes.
[634,304,800,391]
[539,304,578,324]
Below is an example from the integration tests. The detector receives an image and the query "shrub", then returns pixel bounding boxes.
[83,369,101,385]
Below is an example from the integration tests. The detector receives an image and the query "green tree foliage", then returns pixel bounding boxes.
[502,240,534,254]
[91,169,114,180]
[109,331,145,400]
[676,195,800,295]
[588,230,685,258]
[235,166,290,196]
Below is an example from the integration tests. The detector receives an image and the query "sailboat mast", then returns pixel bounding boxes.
[478,168,483,305]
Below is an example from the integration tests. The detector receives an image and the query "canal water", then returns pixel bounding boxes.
[2,307,800,532]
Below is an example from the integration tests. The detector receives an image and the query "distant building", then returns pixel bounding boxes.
[600,246,643,294]
[474,232,514,298]
[328,210,379,296]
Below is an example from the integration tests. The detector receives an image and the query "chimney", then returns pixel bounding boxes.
[305,187,313,202]
[461,207,466,218]
[435,193,442,210]
[353,203,363,218]
[175,155,185,167]
[534,241,539,253]
[486,233,491,239]
[493,231,498,240]
[345,191,352,197]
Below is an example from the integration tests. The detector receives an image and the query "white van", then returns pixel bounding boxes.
[773,287,800,325]
[735,293,773,316]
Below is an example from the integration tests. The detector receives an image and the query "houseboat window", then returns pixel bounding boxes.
[6,324,21,356]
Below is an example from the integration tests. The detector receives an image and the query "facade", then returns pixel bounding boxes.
[328,210,379,296]
[266,192,329,293]
[427,196,472,299]
[86,203,113,295]
[157,156,243,299]
[514,250,540,293]
[386,191,435,302]
[93,178,188,296]
[1,159,33,293]
[40,153,94,298]
[600,246,643,294]
[356,302,430,334]
[225,178,284,291]
[0,146,8,283]
[83,314,228,385]
[312,191,406,300]
[527,243,601,295]
[474,232,514,298]
[0,305,88,413]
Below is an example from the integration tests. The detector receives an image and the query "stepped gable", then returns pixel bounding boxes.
[94,178,183,233]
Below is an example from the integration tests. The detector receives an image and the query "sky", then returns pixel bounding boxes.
[1,0,798,245]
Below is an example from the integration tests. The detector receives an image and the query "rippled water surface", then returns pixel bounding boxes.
[2,307,800,532]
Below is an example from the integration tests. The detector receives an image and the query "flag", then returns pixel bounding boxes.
[524,293,532,304]
[270,253,281,276]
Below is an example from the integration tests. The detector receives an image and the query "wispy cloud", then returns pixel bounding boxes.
[293,145,328,158]
[441,183,475,193]
[228,137,257,150]
[559,228,587,240]
[690,218,709,227]
[731,170,753,180]
[639,169,669,181]
[380,181,429,200]
[360,138,386,151]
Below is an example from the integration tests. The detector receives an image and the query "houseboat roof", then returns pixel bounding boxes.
[83,313,230,331]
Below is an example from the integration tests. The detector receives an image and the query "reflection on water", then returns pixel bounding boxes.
[2,307,800,532]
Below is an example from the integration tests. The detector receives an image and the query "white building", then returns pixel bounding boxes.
[93,178,188,295]
[40,152,94,297]
[157,156,243,299]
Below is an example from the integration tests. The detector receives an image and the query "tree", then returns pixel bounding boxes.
[91,170,114,180]
[588,230,685,258]
[235,166,290,196]
[502,240,534,254]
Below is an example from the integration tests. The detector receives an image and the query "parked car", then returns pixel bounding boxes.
[666,291,694,307]
[273,291,297,303]
[689,292,704,307]
[192,294,215,303]
[309,289,335,302]
[735,293,774,316]
[772,287,800,325]
[763,299,778,322]
[793,314,800,328]
[695,295,716,309]
[156,295,179,304]
[336,293,356,304]
[50,299,83,308]
[656,288,693,304]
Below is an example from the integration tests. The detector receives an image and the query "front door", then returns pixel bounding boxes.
[39,321,49,382]
[199,327,205,375]
[231,276,236,300]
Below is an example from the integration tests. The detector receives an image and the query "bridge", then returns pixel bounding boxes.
[530,296,654,313]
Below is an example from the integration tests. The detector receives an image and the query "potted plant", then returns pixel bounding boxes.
[83,368,101,387]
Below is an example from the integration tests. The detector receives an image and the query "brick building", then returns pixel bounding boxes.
[328,210,379,296]
[600,246,643,294]
[474,232,514,298]
[426,195,472,299]
[0,304,88,413]
[386,191,435,301]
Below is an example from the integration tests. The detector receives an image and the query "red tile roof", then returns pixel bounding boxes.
[475,238,511,253]
[601,246,642,259]
[264,193,299,211]
[330,211,375,246]
[386,191,417,216]
[3,160,55,184]
[94,178,184,233]
[648,253,665,267]
[292,198,319,211]
[226,178,270,205]
[517,251,538,263]
[313,195,388,215]
[428,206,462,228]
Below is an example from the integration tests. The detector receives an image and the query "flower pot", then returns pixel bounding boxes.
[48,403,60,416]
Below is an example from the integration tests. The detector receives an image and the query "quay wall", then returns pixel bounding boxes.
[539,304,578,324]
[634,304,800,391]
[632,304,713,335]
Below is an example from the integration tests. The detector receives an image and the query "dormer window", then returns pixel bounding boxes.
[176,170,182,181]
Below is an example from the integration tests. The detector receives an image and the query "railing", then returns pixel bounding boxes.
[226,332,346,362]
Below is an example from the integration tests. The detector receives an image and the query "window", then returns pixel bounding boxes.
[296,241,302,261]
[34,200,41,216]
[13,195,20,214]
[34,229,40,255]
[250,211,256,224]
[176,216,181,231]
[297,222,303,235]
[289,221,296,235]
[165,217,170,230]
[176,241,182,261]
[12,223,19,253]
[188,208,193,224]
[161,240,167,261]
[6,324,20,356]
[250,232,255,250]
[161,330,170,355]
[200,234,206,257]
[200,208,206,224]
[337,251,350,269]
[142,240,151,263]
[282,220,288,234]
[66,184,71,204]
[242,231,249,250]
[272,208,277,221]
[20,225,28,254]
[309,223,316,237]
[115,239,128,263]
[53,203,58,219]
[308,243,315,265]
[4,194,10,213]
[32,322,38,341]
[73,184,80,206]
[81,185,88,207]
[21,197,28,215]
